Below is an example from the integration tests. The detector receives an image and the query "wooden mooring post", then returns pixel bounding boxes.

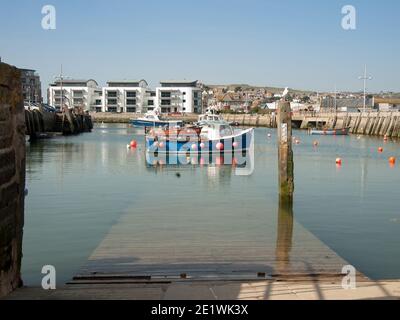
[277,101,294,199]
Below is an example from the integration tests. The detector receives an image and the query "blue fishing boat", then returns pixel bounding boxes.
[310,127,350,136]
[131,110,183,127]
[145,121,254,154]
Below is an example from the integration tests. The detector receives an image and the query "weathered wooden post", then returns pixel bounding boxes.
[275,196,294,272]
[277,101,294,199]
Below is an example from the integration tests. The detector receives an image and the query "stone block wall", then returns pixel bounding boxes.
[0,62,26,297]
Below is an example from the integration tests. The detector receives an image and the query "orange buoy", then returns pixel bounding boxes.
[378,147,384,153]
[336,158,342,165]
[389,157,396,165]
[130,140,137,148]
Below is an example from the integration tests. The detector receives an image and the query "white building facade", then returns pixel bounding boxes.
[47,79,203,113]
[48,79,99,111]
[156,80,202,113]
[103,80,148,113]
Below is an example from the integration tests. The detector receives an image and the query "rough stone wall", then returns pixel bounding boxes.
[0,62,25,297]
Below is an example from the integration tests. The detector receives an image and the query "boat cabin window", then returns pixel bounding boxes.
[219,125,233,137]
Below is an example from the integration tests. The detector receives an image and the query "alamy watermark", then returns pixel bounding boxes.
[341,5,356,30]
[41,265,56,290]
[41,5,56,30]
[342,265,357,289]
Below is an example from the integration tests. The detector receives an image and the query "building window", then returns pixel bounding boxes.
[193,92,199,98]
[194,100,199,106]
[126,91,136,98]
[161,92,171,98]
[73,90,84,97]
[161,107,170,113]
[107,99,117,105]
[95,99,102,105]
[150,92,156,97]
[107,91,117,97]
[148,100,154,106]
[183,99,186,103]
[161,99,171,106]
[73,98,84,105]
[107,106,117,112]
[126,99,136,105]
[126,107,136,112]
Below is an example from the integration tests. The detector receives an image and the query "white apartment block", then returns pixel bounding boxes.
[48,79,99,111]
[156,80,202,113]
[47,79,203,114]
[103,80,148,113]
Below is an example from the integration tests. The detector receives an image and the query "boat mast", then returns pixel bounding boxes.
[334,84,337,113]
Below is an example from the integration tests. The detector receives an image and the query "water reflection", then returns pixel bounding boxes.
[275,197,294,273]
[145,149,255,176]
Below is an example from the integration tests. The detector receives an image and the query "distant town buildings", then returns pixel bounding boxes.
[374,98,400,111]
[42,75,399,114]
[20,69,42,104]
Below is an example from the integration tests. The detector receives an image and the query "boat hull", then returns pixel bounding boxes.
[131,119,183,127]
[310,128,350,136]
[146,128,254,154]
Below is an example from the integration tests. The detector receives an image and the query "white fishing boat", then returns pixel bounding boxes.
[195,110,226,126]
[131,107,182,127]
[145,121,253,154]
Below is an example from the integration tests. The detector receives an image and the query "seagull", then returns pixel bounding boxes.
[282,87,289,98]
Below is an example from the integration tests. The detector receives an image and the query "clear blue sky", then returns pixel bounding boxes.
[1,0,399,93]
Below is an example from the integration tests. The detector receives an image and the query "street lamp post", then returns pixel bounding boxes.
[358,65,372,112]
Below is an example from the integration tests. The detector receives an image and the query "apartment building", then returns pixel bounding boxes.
[48,79,99,111]
[20,68,42,104]
[103,80,148,113]
[156,80,202,113]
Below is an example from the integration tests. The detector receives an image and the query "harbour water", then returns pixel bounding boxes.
[23,123,400,285]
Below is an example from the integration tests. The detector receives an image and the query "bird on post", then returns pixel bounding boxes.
[281,87,289,101]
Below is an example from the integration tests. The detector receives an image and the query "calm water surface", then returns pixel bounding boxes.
[23,123,400,285]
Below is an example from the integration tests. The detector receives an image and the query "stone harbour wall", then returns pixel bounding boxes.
[0,62,26,297]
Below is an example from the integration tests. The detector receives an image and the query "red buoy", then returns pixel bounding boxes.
[130,140,137,148]
[336,158,342,165]
[378,147,384,153]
